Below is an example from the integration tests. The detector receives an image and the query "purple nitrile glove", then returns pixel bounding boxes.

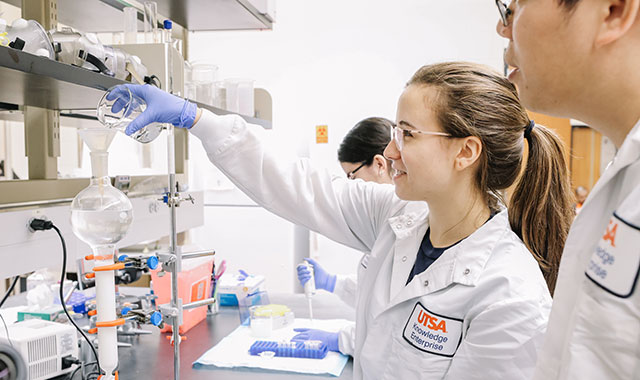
[105,84,198,136]
[296,258,337,293]
[291,328,340,352]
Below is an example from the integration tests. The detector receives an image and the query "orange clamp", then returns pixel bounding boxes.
[86,254,114,261]
[95,319,125,328]
[97,371,118,380]
[88,328,97,334]
[166,335,187,346]
[94,263,125,272]
[88,310,97,317]
[85,273,95,279]
[96,254,114,260]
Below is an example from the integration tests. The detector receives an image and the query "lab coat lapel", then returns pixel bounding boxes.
[390,255,456,309]
[387,209,429,303]
[387,211,507,311]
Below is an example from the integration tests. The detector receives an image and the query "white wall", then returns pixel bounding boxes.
[187,0,508,292]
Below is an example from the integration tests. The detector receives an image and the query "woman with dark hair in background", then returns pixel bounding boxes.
[337,117,394,183]
[295,116,394,356]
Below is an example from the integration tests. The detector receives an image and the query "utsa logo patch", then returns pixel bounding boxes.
[402,302,463,357]
[586,213,640,298]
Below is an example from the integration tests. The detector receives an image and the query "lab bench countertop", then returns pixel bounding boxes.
[116,292,355,380]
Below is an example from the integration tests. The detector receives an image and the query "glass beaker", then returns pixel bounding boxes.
[191,63,218,106]
[224,79,254,116]
[96,86,163,143]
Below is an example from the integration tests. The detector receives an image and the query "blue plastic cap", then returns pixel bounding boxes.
[150,311,162,326]
[121,307,131,316]
[147,256,159,270]
[164,20,172,30]
[118,254,128,262]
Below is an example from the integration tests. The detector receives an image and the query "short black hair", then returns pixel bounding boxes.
[337,117,394,164]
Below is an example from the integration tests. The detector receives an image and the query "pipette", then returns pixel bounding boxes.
[300,261,316,324]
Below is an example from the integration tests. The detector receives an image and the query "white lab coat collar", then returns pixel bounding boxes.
[387,203,429,300]
[587,118,640,202]
[386,208,510,311]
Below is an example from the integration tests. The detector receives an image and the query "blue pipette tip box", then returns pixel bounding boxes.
[249,340,328,359]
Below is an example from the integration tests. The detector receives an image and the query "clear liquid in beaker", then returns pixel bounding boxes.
[97,86,164,144]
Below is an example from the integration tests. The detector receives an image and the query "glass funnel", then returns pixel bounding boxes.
[96,85,163,144]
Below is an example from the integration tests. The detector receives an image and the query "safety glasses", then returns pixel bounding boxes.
[390,124,451,151]
[495,0,513,27]
[347,162,367,180]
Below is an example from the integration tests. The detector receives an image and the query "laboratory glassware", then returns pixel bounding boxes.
[123,7,138,44]
[103,46,128,80]
[1,18,54,58]
[50,27,112,76]
[70,128,133,380]
[143,1,159,43]
[224,78,254,116]
[191,63,218,106]
[97,86,163,143]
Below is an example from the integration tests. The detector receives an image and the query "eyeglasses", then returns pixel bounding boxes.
[347,162,367,180]
[390,124,451,151]
[495,0,513,27]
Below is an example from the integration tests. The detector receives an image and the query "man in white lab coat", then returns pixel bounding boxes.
[496,0,640,378]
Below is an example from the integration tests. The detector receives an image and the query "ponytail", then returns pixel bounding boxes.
[508,124,575,294]
[407,62,575,295]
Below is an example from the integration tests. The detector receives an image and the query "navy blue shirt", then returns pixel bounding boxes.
[406,213,497,284]
[406,228,461,285]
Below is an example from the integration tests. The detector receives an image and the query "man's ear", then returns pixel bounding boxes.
[595,0,640,47]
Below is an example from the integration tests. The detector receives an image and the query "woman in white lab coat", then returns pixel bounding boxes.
[297,116,395,307]
[112,61,574,379]
[294,117,395,354]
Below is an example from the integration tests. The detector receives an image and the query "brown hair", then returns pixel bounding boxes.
[407,62,574,295]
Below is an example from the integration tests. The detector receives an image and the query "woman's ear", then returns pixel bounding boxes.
[373,154,388,175]
[455,136,483,171]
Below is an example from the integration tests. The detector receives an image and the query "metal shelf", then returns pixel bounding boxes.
[151,0,273,31]
[0,45,125,110]
[3,0,273,32]
[0,46,272,127]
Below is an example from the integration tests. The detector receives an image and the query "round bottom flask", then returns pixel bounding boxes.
[70,176,133,246]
